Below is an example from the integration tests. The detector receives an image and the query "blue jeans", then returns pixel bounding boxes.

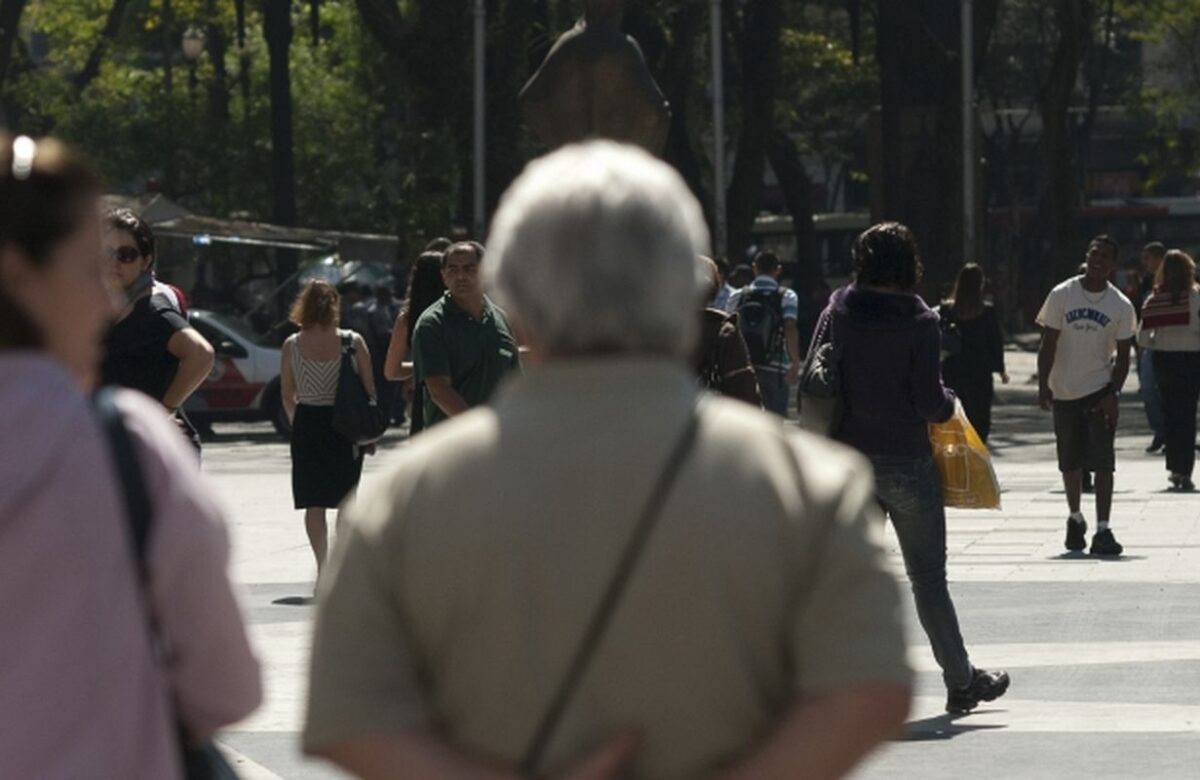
[870,454,974,689]
[755,367,788,417]
[1140,347,1165,440]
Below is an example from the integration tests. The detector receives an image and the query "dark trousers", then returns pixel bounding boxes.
[946,372,995,442]
[1153,350,1200,478]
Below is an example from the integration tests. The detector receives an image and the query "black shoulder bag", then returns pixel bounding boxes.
[94,388,239,780]
[518,408,702,778]
[332,333,388,444]
[797,310,846,437]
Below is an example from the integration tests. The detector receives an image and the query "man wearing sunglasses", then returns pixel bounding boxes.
[99,209,213,448]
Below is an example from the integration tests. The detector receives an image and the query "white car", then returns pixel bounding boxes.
[184,310,290,437]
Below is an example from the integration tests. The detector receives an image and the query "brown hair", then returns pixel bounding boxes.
[1155,249,1197,303]
[289,279,340,328]
[0,135,101,349]
[949,263,985,317]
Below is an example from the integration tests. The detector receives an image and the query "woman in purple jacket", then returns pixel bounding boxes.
[810,222,1010,714]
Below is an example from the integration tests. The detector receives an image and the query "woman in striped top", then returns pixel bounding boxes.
[1138,250,1200,491]
[280,280,377,576]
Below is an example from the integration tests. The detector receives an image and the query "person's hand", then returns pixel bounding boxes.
[1038,385,1053,411]
[556,733,639,780]
[1000,372,1010,385]
[785,363,801,386]
[1091,392,1120,430]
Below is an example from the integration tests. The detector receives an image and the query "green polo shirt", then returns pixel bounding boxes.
[411,293,521,428]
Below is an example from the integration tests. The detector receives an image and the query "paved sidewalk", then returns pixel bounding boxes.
[204,345,1200,779]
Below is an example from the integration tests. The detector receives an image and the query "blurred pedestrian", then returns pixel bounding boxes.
[280,280,377,578]
[410,241,521,428]
[305,141,911,779]
[936,263,1009,442]
[726,251,801,416]
[0,134,260,777]
[338,281,370,335]
[1137,242,1168,452]
[710,256,735,310]
[383,251,447,435]
[810,222,1010,713]
[99,208,214,451]
[1037,235,1135,556]
[695,255,761,405]
[1140,249,1200,491]
[367,284,402,423]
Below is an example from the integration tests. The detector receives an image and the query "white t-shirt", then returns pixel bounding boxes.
[1036,277,1135,401]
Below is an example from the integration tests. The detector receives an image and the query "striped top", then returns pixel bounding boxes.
[290,330,356,406]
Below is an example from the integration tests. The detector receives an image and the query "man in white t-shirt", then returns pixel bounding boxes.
[1036,235,1136,556]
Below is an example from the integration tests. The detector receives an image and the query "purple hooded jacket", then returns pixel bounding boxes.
[810,284,956,457]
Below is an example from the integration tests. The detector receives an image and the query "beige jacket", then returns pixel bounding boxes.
[305,359,909,778]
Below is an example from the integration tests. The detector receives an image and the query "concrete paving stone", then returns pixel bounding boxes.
[200,347,1200,779]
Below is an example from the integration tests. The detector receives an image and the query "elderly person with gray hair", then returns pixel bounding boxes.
[303,141,912,780]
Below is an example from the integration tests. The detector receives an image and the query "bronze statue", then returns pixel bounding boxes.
[519,0,670,155]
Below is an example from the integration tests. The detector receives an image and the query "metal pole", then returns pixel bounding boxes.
[473,0,486,239]
[710,0,727,258]
[961,0,975,264]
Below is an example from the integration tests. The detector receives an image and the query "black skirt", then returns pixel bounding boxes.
[291,404,364,509]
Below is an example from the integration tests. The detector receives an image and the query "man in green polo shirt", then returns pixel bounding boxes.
[411,242,521,428]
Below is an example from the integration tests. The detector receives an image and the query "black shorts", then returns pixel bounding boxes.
[1052,387,1116,473]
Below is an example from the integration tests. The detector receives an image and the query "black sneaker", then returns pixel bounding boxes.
[1090,529,1124,556]
[1065,517,1087,552]
[946,668,1011,714]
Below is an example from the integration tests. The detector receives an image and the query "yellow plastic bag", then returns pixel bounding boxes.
[929,400,1001,510]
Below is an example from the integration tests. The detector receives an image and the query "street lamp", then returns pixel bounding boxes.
[182,26,206,104]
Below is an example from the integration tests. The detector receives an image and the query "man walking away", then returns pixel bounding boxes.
[727,251,801,416]
[1037,235,1136,556]
[410,242,521,428]
[305,141,911,780]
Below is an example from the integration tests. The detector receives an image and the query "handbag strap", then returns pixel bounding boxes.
[519,405,703,777]
[95,387,154,575]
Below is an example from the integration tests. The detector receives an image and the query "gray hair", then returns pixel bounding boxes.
[485,141,710,358]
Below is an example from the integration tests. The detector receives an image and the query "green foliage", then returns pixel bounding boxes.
[6,0,452,245]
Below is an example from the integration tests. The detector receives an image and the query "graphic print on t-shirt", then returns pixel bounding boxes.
[1036,277,1136,402]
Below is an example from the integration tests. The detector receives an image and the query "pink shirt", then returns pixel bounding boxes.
[0,354,261,779]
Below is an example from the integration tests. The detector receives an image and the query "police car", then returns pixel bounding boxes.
[184,310,290,437]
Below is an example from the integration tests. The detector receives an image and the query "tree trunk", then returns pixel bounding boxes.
[206,0,230,126]
[162,0,174,94]
[872,0,996,295]
[725,0,783,261]
[0,0,29,95]
[1038,0,1089,288]
[768,130,820,293]
[658,2,710,228]
[73,0,130,93]
[264,0,297,283]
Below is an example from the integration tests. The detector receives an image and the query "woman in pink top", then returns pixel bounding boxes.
[0,135,261,777]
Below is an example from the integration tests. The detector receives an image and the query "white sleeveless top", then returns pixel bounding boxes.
[290,330,356,407]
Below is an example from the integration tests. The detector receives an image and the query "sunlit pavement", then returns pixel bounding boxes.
[205,346,1200,779]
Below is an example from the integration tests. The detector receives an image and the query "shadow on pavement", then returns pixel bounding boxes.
[271,596,314,606]
[1046,553,1148,562]
[898,712,1008,741]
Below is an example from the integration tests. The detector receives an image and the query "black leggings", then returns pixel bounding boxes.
[1152,350,1200,478]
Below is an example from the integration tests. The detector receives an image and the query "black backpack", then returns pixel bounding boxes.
[736,287,784,365]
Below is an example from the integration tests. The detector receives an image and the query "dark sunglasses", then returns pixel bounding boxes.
[106,246,143,264]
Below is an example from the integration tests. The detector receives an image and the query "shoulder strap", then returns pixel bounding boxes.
[94,387,153,573]
[341,332,354,353]
[519,406,703,776]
